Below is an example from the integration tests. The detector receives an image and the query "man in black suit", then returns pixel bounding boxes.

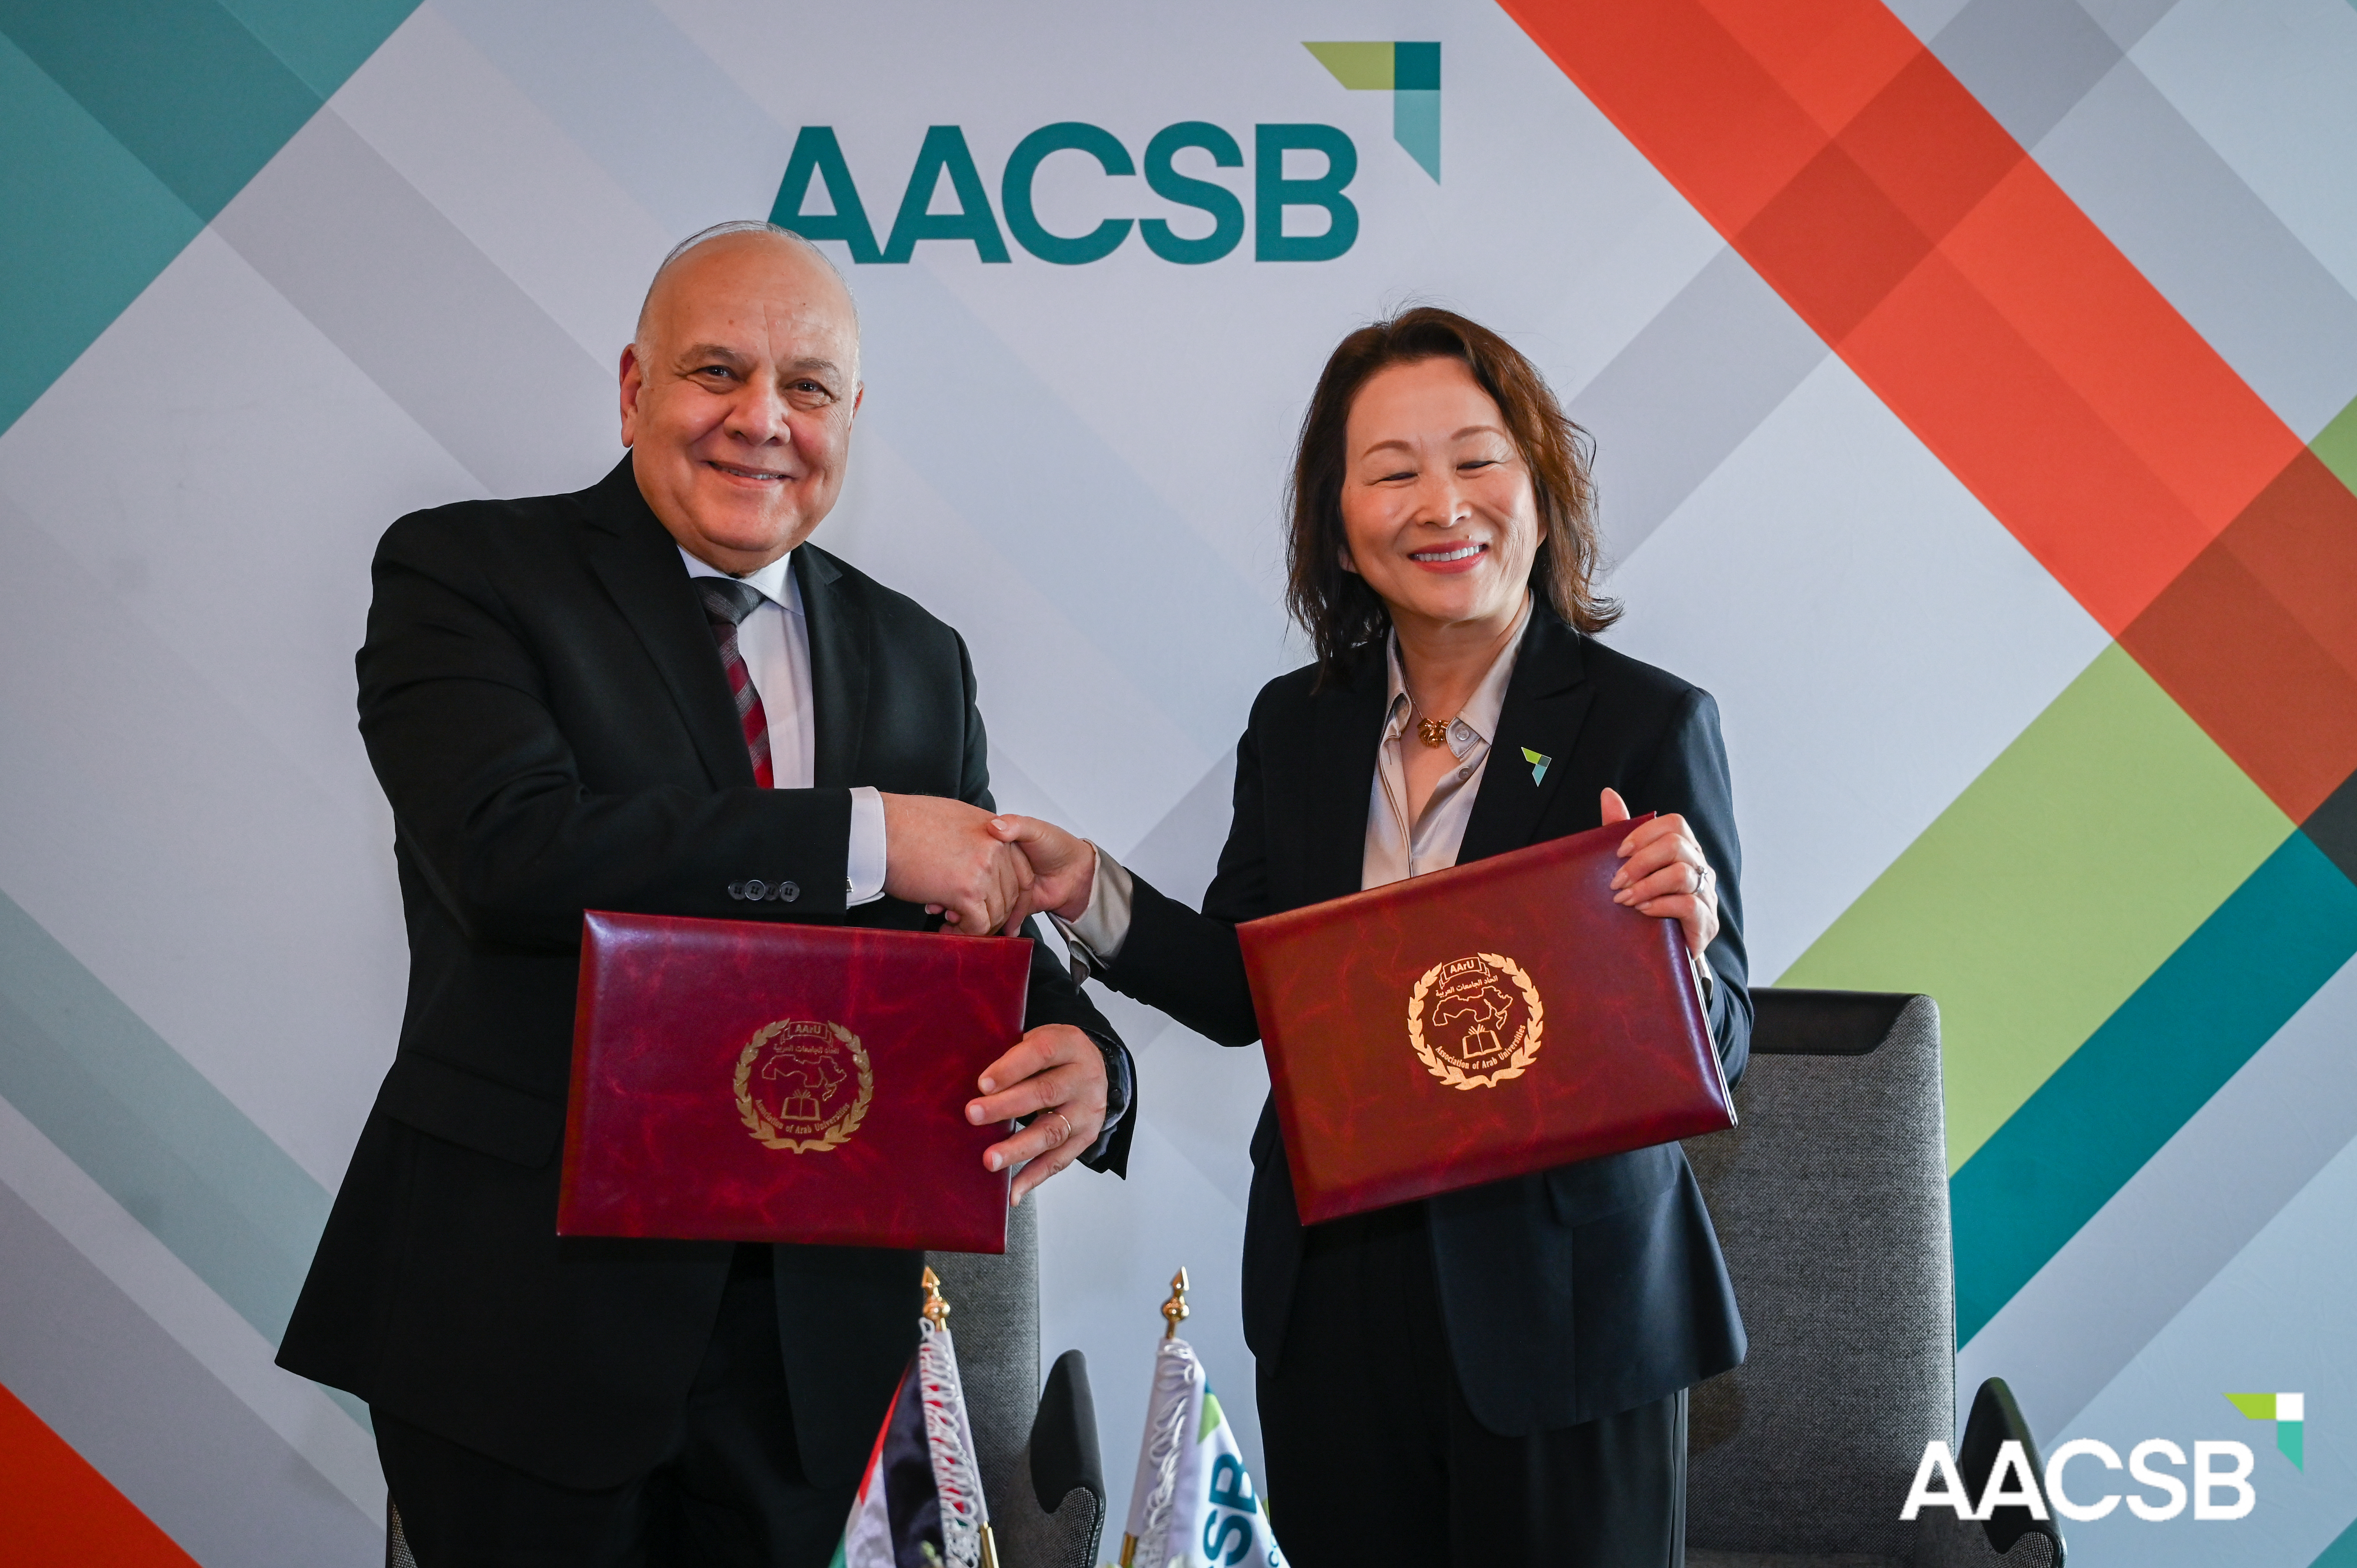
[278,222,1131,1567]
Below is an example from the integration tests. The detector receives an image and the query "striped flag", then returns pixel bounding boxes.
[1116,1272,1286,1568]
[834,1268,997,1568]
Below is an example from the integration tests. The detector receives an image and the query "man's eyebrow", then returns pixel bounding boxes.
[675,343,752,367]
[783,357,845,380]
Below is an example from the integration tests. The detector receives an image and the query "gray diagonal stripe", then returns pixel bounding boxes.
[1927,0,2357,436]
[1932,0,2123,149]
[0,889,329,1345]
[212,106,617,499]
[1570,247,1829,566]
[0,1176,377,1563]
[2036,58,2357,439]
[2076,0,2182,51]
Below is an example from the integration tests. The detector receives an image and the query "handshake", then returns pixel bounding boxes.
[881,794,1114,1199]
[878,793,1095,938]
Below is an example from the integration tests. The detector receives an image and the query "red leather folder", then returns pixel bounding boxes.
[1236,818,1735,1224]
[559,911,1027,1253]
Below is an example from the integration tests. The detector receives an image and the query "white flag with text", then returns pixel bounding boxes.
[1116,1338,1285,1568]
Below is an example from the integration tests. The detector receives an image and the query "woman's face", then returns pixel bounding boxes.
[1338,356,1539,636]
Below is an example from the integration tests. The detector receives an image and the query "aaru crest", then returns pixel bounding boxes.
[733,1019,873,1153]
[1406,952,1544,1091]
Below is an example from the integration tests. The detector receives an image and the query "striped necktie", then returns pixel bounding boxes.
[697,579,775,789]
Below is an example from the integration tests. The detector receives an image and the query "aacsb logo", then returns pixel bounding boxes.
[1900,1393,2306,1526]
[767,41,1439,266]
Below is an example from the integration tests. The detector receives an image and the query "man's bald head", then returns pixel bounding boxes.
[620,222,865,574]
[633,221,858,362]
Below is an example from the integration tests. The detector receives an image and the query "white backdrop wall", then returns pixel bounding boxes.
[4,1,2356,1563]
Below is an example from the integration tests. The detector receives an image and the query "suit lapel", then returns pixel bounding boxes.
[580,460,754,790]
[794,545,870,789]
[1299,650,1390,901]
[1458,611,1593,863]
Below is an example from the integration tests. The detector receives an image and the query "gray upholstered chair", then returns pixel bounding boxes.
[384,1197,1106,1568]
[929,1195,1109,1568]
[1683,990,2067,1567]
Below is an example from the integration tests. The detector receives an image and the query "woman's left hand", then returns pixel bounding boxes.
[1601,787,1719,957]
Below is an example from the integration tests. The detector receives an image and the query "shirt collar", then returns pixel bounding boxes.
[677,545,802,615]
[1384,594,1534,758]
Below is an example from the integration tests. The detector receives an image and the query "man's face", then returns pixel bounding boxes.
[620,235,863,574]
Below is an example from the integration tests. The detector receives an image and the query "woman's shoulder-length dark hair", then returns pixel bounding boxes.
[1284,306,1617,676]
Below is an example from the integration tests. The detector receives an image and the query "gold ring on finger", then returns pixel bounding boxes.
[1049,1111,1073,1146]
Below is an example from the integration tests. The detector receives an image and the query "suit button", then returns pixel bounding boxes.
[778,881,799,903]
[742,879,769,901]
[727,882,745,900]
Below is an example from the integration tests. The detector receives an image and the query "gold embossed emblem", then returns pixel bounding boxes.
[732,1019,873,1152]
[1406,953,1545,1090]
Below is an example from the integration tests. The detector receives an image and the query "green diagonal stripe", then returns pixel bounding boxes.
[0,0,420,434]
[1951,830,2357,1340]
[2315,389,2357,494]
[1781,643,2291,1170]
[0,888,330,1344]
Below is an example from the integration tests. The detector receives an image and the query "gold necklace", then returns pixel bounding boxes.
[1413,710,1453,748]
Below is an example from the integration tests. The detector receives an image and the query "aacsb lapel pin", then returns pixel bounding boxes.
[1521,747,1551,786]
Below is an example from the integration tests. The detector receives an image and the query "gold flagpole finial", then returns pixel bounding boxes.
[921,1266,950,1329]
[1161,1267,1191,1340]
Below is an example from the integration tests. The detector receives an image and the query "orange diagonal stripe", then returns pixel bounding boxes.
[0,1381,200,1566]
[1502,0,2357,817]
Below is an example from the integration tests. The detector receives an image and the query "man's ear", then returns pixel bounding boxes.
[618,343,645,446]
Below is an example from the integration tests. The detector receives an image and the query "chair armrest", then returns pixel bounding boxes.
[1030,1348,1106,1516]
[990,1348,1107,1568]
[1915,1378,2066,1566]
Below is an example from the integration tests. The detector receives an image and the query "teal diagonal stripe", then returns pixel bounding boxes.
[0,888,330,1343]
[1951,830,2357,1342]
[0,0,320,220]
[0,0,420,433]
[214,0,422,99]
[2314,1513,2357,1566]
[0,31,203,434]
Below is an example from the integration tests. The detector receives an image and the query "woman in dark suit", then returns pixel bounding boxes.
[979,308,1747,1565]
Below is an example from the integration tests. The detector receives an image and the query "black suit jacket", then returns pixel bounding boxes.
[1100,606,1746,1433]
[279,459,1131,1489]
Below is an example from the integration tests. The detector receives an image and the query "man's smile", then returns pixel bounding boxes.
[707,459,792,482]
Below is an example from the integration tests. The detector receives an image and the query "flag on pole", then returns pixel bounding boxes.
[834,1267,998,1568]
[1116,1270,1286,1568]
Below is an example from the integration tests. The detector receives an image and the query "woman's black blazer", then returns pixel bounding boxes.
[1101,606,1749,1434]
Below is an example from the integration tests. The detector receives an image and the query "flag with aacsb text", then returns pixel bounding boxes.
[1114,1337,1286,1568]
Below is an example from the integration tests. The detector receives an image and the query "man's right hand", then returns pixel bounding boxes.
[880,794,1033,933]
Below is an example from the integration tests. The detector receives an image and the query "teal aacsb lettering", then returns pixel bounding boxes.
[771,122,1359,264]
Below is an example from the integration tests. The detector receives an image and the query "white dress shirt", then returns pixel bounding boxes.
[679,547,886,904]
[1364,597,1532,888]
